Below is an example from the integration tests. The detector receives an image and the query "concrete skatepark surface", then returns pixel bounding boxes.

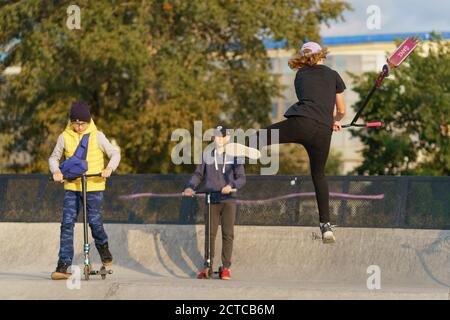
[0,223,448,300]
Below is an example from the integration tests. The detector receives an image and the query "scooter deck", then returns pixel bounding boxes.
[90,266,114,276]
[86,265,113,280]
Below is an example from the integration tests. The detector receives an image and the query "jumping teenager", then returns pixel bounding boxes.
[227,42,346,243]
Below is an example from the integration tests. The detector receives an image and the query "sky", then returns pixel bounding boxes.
[321,0,450,37]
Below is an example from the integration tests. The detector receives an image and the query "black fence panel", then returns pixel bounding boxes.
[0,174,448,229]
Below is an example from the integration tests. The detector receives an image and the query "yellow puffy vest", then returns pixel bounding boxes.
[62,120,106,192]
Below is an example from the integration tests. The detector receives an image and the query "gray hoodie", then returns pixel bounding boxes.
[186,149,246,201]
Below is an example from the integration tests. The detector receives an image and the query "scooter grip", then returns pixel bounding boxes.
[366,122,382,127]
[48,175,64,182]
[48,173,103,182]
[186,188,238,196]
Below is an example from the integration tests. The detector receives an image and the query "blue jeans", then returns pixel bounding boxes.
[58,190,108,264]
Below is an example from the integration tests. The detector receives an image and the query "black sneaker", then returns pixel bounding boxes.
[320,223,336,244]
[96,243,113,266]
[51,262,71,280]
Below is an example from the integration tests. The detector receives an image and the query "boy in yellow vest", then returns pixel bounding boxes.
[48,101,121,280]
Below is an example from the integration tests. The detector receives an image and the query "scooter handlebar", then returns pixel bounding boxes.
[342,122,382,129]
[49,173,104,182]
[182,188,238,197]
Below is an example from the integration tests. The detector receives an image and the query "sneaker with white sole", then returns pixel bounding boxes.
[320,222,336,244]
[225,143,261,160]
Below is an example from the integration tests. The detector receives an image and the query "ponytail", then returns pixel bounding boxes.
[288,48,329,69]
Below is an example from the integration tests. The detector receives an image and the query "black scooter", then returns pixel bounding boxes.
[185,189,236,279]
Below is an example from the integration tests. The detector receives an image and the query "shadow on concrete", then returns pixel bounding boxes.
[401,230,450,288]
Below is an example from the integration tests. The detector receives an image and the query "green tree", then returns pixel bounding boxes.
[350,36,450,176]
[0,0,350,173]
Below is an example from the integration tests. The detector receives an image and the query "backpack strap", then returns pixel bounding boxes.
[73,133,90,160]
[58,133,90,177]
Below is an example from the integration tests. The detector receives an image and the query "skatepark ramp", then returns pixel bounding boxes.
[0,174,448,298]
[0,223,448,299]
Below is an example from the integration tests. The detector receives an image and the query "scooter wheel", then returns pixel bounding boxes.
[84,265,90,281]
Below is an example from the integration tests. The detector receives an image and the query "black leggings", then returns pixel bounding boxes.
[256,116,333,223]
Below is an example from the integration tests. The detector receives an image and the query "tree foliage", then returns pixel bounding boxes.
[350,35,450,175]
[0,0,350,173]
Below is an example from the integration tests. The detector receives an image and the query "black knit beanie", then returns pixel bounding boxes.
[70,101,91,123]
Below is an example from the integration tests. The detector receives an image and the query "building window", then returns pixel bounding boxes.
[278,57,291,74]
[271,103,278,119]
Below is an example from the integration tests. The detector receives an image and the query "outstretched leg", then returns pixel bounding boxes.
[225,118,300,158]
[225,116,336,242]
